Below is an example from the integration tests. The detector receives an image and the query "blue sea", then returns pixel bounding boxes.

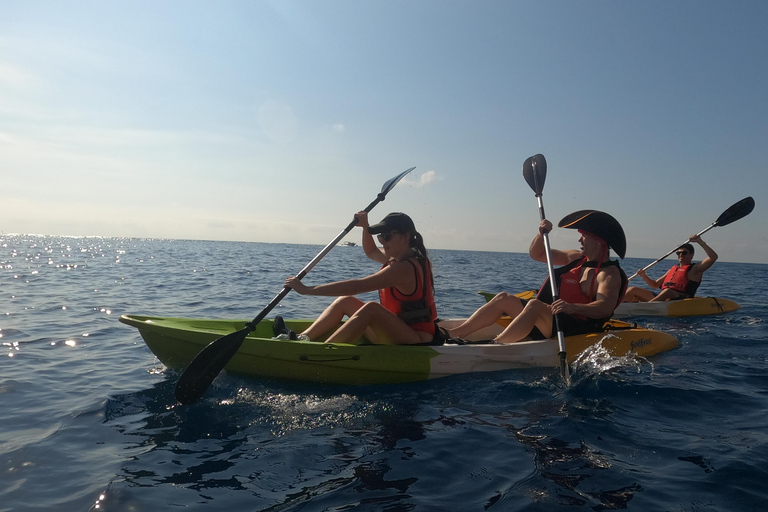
[2,235,767,512]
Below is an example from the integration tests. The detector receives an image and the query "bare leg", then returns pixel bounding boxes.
[325,302,430,345]
[495,299,553,344]
[301,296,364,340]
[623,286,656,302]
[649,288,685,302]
[449,292,525,339]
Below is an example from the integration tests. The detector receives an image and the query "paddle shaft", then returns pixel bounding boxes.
[534,195,570,373]
[529,163,571,385]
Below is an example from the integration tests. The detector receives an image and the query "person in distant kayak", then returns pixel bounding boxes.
[283,212,442,345]
[622,235,718,302]
[447,210,628,344]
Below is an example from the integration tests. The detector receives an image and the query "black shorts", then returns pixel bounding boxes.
[528,314,606,341]
[412,321,446,346]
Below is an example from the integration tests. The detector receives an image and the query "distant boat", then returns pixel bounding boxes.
[341,241,357,247]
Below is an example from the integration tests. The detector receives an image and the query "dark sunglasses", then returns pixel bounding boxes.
[676,250,689,256]
[377,232,400,242]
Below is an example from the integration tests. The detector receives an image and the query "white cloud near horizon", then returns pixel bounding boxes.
[401,170,439,188]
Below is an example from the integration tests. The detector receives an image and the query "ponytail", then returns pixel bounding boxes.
[410,231,434,287]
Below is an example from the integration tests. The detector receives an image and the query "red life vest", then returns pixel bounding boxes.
[558,260,593,305]
[537,257,627,321]
[661,264,699,297]
[379,257,437,335]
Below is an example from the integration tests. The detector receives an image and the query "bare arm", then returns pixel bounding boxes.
[529,219,582,266]
[356,211,389,265]
[285,259,415,297]
[636,268,664,290]
[688,235,718,280]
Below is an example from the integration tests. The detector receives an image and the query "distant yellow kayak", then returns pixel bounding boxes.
[613,297,740,318]
[479,291,740,318]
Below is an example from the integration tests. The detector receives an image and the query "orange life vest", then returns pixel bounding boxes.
[379,257,437,335]
[661,264,699,297]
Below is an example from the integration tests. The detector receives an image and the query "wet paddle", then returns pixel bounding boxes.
[627,196,755,281]
[174,167,415,405]
[523,153,571,385]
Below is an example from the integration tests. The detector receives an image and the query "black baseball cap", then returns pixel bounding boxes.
[367,212,416,235]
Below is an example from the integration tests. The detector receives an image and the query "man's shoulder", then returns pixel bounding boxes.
[598,263,624,280]
[689,261,707,274]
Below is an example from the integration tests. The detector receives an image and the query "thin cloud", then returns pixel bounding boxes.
[0,61,37,89]
[401,170,439,188]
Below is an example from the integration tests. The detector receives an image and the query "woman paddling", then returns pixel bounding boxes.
[283,212,442,345]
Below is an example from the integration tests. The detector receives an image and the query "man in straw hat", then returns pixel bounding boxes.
[447,210,628,344]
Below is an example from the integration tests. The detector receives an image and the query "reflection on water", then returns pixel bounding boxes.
[97,352,661,511]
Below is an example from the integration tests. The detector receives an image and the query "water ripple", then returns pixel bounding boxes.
[2,235,768,511]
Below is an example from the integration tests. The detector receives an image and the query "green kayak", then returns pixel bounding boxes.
[120,314,679,385]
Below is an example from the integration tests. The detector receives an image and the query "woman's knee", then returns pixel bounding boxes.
[328,295,364,314]
[350,301,386,320]
[492,291,515,303]
[523,298,547,314]
[491,292,523,311]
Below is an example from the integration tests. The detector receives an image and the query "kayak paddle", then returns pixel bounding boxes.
[174,167,415,405]
[627,196,755,281]
[523,153,571,385]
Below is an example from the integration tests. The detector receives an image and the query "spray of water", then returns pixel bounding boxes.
[568,333,654,386]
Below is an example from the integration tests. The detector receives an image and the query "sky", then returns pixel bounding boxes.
[1,0,766,264]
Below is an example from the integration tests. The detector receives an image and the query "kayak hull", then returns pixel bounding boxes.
[119,315,679,385]
[613,296,740,318]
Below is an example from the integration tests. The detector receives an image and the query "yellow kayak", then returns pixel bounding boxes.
[613,296,740,318]
[479,291,740,318]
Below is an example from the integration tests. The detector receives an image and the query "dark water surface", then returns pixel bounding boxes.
[2,235,767,511]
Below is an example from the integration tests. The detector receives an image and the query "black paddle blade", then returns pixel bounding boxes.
[523,154,547,194]
[380,167,415,196]
[715,196,755,227]
[174,328,249,405]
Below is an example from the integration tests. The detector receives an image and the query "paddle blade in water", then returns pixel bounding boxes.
[715,196,755,227]
[174,328,249,405]
[559,351,571,386]
[522,154,547,195]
